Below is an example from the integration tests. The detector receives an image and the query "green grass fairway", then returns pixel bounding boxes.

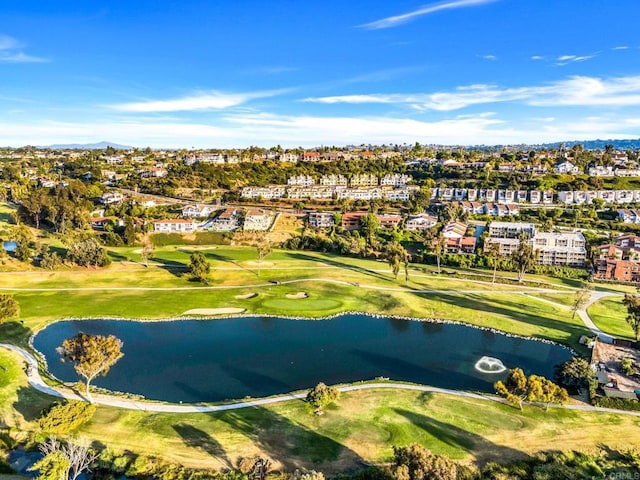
[588,297,637,341]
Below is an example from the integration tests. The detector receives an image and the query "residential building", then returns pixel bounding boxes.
[210,208,241,231]
[380,173,412,187]
[152,219,197,233]
[182,204,215,218]
[488,222,536,239]
[319,174,348,186]
[617,209,640,224]
[376,214,402,229]
[405,213,437,231]
[243,209,274,231]
[445,236,477,254]
[594,259,640,282]
[532,232,586,267]
[589,166,614,176]
[341,211,368,231]
[288,175,315,186]
[555,161,580,174]
[350,173,378,187]
[100,191,124,205]
[308,212,336,228]
[442,221,468,239]
[241,186,286,200]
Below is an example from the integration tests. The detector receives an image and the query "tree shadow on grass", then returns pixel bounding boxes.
[12,386,54,423]
[393,408,528,466]
[148,257,188,279]
[288,252,391,283]
[172,423,231,468]
[216,406,363,471]
[0,321,32,346]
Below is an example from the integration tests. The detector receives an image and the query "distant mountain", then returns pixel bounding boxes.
[526,138,640,151]
[44,141,133,150]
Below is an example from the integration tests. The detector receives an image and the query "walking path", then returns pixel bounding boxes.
[3,343,640,417]
[576,291,621,344]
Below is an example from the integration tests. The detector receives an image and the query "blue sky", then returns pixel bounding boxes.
[2,0,640,148]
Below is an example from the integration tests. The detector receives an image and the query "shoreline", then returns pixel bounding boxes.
[26,311,576,403]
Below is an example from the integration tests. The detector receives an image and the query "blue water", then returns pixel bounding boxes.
[32,314,572,403]
[2,241,16,252]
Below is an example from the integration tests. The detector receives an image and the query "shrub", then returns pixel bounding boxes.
[621,357,636,377]
[593,396,640,411]
[38,400,97,434]
[40,251,62,270]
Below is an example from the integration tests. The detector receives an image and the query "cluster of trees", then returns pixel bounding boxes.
[495,368,569,411]
[306,382,340,412]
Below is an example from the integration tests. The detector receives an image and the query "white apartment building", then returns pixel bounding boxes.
[380,173,412,187]
[241,186,286,200]
[488,222,536,239]
[319,174,348,186]
[308,212,336,228]
[287,175,315,187]
[350,174,378,187]
[533,232,586,267]
[152,219,197,233]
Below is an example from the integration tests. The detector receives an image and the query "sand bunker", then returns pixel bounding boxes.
[285,292,308,299]
[182,307,245,315]
[246,261,275,267]
[234,293,258,299]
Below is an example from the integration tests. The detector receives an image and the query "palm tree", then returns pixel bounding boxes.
[484,241,501,284]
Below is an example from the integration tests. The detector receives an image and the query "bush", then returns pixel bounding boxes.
[39,251,62,270]
[593,396,640,411]
[621,357,636,377]
[38,400,97,434]
[66,238,110,267]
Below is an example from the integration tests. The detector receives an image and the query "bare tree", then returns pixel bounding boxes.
[31,437,98,480]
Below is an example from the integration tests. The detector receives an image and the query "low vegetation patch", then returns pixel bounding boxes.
[38,400,97,434]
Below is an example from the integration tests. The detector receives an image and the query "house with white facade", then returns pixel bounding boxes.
[405,213,437,231]
[152,219,197,233]
[308,212,336,228]
[380,173,412,187]
[288,175,315,187]
[555,161,580,174]
[182,204,215,218]
[243,209,274,231]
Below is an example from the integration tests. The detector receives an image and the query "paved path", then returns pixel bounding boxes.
[576,291,622,344]
[3,343,640,417]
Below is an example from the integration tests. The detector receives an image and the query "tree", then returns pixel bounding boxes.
[140,233,155,267]
[30,437,98,480]
[571,285,592,320]
[359,212,379,246]
[554,357,593,394]
[306,382,340,412]
[57,333,124,403]
[622,294,640,341]
[484,240,501,284]
[495,368,568,411]
[66,238,110,267]
[256,238,272,277]
[384,241,409,280]
[189,252,210,283]
[392,444,461,480]
[512,233,537,283]
[430,233,447,274]
[123,217,136,246]
[0,294,19,323]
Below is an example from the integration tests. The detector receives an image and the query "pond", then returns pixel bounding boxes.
[32,314,572,403]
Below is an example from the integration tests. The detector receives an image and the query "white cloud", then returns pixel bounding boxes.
[110,89,289,112]
[480,54,497,60]
[612,46,629,50]
[3,111,639,148]
[531,55,544,61]
[359,0,499,30]
[304,75,640,111]
[555,54,595,66]
[0,34,48,63]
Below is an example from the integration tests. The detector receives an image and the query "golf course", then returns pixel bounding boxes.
[1,240,639,472]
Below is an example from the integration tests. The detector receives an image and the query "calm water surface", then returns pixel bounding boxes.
[32,314,572,403]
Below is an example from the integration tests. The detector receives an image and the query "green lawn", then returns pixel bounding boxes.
[588,297,638,341]
[0,245,591,350]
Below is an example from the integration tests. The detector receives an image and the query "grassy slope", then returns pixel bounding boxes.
[2,351,639,473]
[588,297,637,341]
